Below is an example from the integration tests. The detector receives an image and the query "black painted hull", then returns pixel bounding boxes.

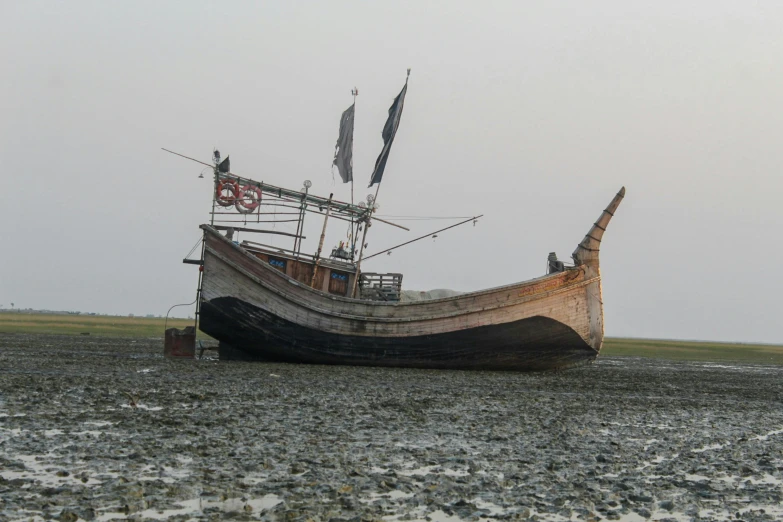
[199,296,597,371]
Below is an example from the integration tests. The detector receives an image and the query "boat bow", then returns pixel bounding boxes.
[572,187,626,278]
[570,186,626,352]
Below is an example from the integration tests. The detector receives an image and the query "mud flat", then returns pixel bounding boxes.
[1,334,782,521]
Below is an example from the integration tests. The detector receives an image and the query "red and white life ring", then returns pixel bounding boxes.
[216,178,239,207]
[235,184,262,213]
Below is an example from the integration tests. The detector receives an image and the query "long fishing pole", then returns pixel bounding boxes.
[161,148,214,167]
[362,215,483,261]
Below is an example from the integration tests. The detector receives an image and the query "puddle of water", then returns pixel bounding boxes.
[397,465,469,477]
[360,490,414,503]
[239,473,269,485]
[0,453,104,487]
[684,473,712,482]
[473,498,506,516]
[702,364,749,370]
[608,421,680,430]
[427,511,463,522]
[752,428,783,441]
[699,504,783,520]
[619,512,690,522]
[739,473,783,486]
[136,463,194,484]
[84,421,115,427]
[636,454,668,471]
[95,493,283,521]
[120,404,163,411]
[84,421,114,427]
[691,442,726,453]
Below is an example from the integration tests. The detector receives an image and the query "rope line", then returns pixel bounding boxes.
[184,236,203,259]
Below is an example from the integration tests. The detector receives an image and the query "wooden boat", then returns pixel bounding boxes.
[172,76,625,370]
[193,180,625,371]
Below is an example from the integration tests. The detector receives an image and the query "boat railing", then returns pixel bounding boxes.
[359,272,403,302]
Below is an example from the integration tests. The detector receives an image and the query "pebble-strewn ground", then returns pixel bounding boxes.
[1,334,782,522]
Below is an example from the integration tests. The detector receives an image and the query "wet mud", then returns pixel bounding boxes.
[1,334,782,521]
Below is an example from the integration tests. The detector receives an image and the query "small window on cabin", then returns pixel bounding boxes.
[268,257,286,273]
[328,270,349,295]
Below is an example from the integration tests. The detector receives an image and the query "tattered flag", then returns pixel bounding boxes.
[333,103,355,183]
[218,155,231,173]
[368,74,409,187]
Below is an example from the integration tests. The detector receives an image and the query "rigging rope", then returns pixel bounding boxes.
[374,215,475,221]
[184,236,203,259]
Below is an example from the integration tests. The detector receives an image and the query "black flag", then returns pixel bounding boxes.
[368,74,409,187]
[333,103,355,183]
[218,155,230,173]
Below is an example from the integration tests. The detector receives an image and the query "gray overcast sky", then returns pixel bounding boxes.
[1,1,781,343]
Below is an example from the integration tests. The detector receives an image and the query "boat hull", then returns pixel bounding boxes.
[200,295,597,371]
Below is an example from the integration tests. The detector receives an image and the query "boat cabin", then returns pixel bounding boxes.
[240,240,357,296]
[237,240,403,301]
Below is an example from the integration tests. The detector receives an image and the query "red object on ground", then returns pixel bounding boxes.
[164,326,196,358]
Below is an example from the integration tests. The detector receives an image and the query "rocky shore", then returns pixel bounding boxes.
[1,334,781,521]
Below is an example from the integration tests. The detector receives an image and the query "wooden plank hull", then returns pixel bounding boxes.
[196,188,625,371]
[200,296,596,371]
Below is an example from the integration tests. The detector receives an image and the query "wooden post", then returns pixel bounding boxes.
[294,183,309,256]
[210,168,218,226]
[310,193,333,288]
[350,220,371,298]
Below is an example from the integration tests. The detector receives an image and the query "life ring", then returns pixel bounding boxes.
[216,178,239,207]
[235,184,262,213]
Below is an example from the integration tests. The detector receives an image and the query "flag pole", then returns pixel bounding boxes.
[350,87,358,257]
[351,87,357,209]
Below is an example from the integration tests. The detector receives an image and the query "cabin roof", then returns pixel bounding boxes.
[221,173,369,220]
